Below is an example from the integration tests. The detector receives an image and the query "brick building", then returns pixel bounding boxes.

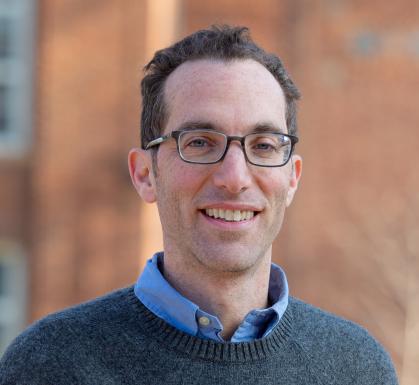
[0,1,418,383]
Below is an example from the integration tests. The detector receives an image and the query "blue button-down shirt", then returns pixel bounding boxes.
[134,252,289,342]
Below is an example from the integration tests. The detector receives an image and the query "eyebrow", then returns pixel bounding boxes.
[174,120,286,134]
[252,122,286,134]
[175,121,217,132]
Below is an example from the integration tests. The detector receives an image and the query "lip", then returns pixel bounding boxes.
[199,202,263,212]
[199,209,258,230]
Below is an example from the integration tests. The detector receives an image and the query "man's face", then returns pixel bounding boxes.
[133,59,301,274]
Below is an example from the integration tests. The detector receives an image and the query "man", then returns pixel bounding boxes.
[0,25,398,384]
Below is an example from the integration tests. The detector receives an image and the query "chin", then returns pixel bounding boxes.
[194,248,266,275]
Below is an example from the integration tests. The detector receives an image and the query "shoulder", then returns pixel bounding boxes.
[289,296,386,352]
[288,296,398,384]
[0,286,139,384]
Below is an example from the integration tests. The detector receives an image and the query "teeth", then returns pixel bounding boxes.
[204,208,255,222]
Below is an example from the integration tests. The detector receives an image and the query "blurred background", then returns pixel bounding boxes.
[0,0,418,382]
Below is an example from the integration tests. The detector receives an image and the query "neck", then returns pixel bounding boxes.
[162,248,272,340]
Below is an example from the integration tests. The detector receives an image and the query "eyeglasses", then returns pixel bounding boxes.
[145,129,299,167]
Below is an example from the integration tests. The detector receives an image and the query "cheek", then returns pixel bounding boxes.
[158,160,210,207]
[171,165,206,192]
[256,168,291,201]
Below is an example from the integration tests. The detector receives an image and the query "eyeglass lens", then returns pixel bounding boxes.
[178,130,292,166]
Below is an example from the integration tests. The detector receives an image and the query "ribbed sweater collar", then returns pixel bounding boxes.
[126,287,294,362]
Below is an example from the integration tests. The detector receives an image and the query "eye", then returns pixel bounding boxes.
[181,133,220,154]
[186,137,212,147]
[253,142,277,151]
[250,137,279,152]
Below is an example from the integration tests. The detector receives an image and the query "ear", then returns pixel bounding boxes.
[286,154,302,207]
[128,148,157,203]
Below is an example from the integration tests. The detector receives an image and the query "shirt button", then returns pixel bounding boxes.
[198,316,210,326]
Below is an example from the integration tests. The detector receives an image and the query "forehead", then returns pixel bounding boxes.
[163,59,287,134]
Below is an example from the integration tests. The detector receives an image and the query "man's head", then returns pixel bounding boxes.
[140,25,300,150]
[129,25,302,276]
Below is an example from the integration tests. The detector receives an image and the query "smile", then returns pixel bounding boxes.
[204,208,255,222]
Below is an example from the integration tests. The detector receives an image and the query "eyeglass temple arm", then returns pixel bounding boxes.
[145,134,171,150]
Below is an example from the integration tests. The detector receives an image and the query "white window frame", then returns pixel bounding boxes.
[0,241,27,354]
[0,0,36,158]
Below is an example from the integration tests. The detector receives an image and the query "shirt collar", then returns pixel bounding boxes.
[134,252,200,336]
[135,252,289,341]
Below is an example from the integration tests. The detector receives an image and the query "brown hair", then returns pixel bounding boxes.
[140,25,300,149]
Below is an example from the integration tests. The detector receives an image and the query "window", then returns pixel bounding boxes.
[0,243,26,354]
[0,0,35,157]
[0,85,8,132]
[0,16,11,57]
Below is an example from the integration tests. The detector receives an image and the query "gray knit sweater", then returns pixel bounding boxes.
[0,286,398,384]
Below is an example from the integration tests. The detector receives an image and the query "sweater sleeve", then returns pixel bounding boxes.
[289,297,399,385]
[0,318,80,385]
[343,327,399,385]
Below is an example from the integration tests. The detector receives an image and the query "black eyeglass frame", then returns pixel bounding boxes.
[145,130,299,168]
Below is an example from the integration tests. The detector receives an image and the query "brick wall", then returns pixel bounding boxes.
[29,0,147,319]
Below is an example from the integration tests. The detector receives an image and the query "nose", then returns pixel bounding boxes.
[212,142,252,194]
